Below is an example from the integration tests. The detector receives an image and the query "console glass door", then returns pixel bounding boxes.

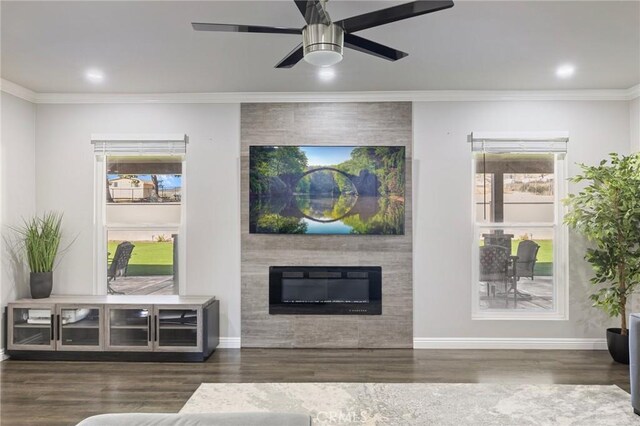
[57,305,103,351]
[154,306,201,352]
[9,305,55,350]
[107,306,152,350]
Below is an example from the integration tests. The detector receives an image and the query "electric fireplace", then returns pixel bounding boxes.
[269,266,382,315]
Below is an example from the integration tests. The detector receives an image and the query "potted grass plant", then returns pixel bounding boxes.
[13,212,66,299]
[564,153,640,364]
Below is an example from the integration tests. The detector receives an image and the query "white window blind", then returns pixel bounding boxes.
[91,134,188,156]
[470,132,568,153]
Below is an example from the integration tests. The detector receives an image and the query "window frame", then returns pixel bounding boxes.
[93,154,187,296]
[471,151,569,321]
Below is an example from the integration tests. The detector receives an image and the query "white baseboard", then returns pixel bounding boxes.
[413,337,607,350]
[0,339,605,352]
[218,337,241,349]
[217,337,605,350]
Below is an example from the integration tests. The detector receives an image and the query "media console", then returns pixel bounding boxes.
[5,295,218,362]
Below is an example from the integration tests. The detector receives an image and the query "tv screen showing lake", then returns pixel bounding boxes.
[249,146,405,235]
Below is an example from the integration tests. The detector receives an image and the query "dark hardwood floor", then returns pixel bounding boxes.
[0,348,630,426]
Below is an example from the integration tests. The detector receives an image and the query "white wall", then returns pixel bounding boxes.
[0,92,36,350]
[33,99,634,343]
[413,101,630,339]
[35,103,241,339]
[631,98,640,152]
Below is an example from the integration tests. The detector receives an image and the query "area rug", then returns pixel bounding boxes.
[180,382,637,425]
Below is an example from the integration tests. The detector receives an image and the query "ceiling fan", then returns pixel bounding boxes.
[192,0,454,68]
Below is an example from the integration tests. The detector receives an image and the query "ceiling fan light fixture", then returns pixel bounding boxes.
[192,0,455,69]
[305,50,343,67]
[303,24,344,67]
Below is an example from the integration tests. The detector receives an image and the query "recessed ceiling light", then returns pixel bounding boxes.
[317,68,336,82]
[556,64,575,79]
[85,69,105,84]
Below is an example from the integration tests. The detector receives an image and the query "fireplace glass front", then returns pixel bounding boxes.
[269,266,381,315]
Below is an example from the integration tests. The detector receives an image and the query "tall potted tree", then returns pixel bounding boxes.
[564,153,640,364]
[13,212,65,299]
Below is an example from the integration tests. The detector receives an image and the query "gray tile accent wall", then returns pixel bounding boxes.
[241,102,413,348]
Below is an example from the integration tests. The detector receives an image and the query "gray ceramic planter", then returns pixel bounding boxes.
[30,272,53,299]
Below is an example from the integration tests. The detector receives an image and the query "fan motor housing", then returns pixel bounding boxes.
[303,24,344,66]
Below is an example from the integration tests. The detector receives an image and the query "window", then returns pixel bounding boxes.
[471,133,568,320]
[92,135,187,296]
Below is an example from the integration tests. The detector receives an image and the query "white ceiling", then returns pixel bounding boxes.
[1,1,639,93]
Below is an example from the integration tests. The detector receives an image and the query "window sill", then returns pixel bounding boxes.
[472,310,568,321]
[107,202,181,206]
[106,223,180,230]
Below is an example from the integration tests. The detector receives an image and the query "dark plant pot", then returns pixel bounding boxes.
[30,272,53,299]
[606,328,629,365]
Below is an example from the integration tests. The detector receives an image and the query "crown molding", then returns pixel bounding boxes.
[0,79,37,103]
[2,78,637,104]
[628,84,640,101]
[33,88,638,104]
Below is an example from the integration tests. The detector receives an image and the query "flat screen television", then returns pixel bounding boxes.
[249,145,405,235]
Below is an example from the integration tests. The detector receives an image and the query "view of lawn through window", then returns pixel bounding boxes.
[480,234,553,277]
[107,237,174,276]
[105,156,182,295]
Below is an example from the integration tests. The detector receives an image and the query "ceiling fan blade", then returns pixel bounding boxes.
[294,0,331,25]
[336,0,454,34]
[275,43,305,68]
[344,33,408,61]
[192,22,302,35]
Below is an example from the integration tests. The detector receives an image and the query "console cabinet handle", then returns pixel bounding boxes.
[56,315,61,341]
[148,315,152,342]
[154,315,158,342]
[50,314,55,341]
